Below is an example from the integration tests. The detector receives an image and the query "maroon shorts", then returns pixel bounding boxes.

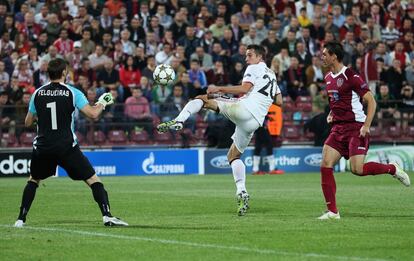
[324,122,370,160]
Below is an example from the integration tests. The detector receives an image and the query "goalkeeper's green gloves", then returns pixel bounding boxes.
[96,92,114,110]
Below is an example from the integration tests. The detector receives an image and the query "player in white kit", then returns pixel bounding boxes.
[157,45,283,216]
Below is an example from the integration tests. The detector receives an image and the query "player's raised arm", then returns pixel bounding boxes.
[273,92,282,106]
[207,82,253,95]
[80,92,114,120]
[360,91,376,137]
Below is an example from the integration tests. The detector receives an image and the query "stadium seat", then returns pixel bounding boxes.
[387,126,402,139]
[283,101,296,112]
[151,115,161,125]
[296,102,312,112]
[406,126,414,137]
[154,132,175,145]
[129,130,153,145]
[75,131,86,146]
[196,121,208,129]
[283,126,301,140]
[107,130,128,145]
[369,126,382,140]
[86,130,106,146]
[296,96,312,103]
[19,132,36,147]
[283,112,292,121]
[1,133,18,147]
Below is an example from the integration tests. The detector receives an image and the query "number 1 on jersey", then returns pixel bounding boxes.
[46,102,58,130]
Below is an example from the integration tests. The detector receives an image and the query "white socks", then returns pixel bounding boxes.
[175,99,203,122]
[265,155,275,171]
[231,159,246,194]
[252,156,260,172]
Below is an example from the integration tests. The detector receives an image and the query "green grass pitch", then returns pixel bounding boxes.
[1,173,413,261]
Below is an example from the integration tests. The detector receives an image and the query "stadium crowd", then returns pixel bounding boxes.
[0,0,414,147]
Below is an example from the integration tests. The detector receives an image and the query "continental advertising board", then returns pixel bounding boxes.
[204,148,329,174]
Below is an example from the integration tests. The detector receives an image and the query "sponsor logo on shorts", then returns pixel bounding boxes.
[142,152,185,174]
[304,153,322,167]
[357,147,366,150]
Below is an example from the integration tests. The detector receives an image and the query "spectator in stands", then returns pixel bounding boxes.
[381,19,401,47]
[97,59,121,98]
[1,15,18,41]
[206,60,229,86]
[236,3,255,31]
[405,62,414,86]
[138,76,152,102]
[151,82,171,116]
[105,0,124,17]
[12,59,33,92]
[298,8,311,27]
[273,48,291,75]
[155,42,174,66]
[80,28,96,56]
[170,56,186,81]
[385,59,406,98]
[339,16,361,41]
[128,16,146,45]
[119,55,141,96]
[178,26,199,60]
[170,12,188,42]
[305,56,324,95]
[76,58,97,88]
[298,26,317,56]
[188,59,207,89]
[156,4,173,29]
[294,42,312,69]
[88,45,110,71]
[209,16,227,40]
[120,29,136,56]
[399,85,414,130]
[41,45,63,63]
[148,16,164,43]
[190,46,213,72]
[35,32,49,57]
[66,41,84,71]
[141,55,156,83]
[282,17,301,39]
[14,91,31,136]
[33,60,49,88]
[0,60,9,91]
[229,15,243,43]
[44,13,61,44]
[284,56,307,101]
[220,29,239,57]
[376,83,401,129]
[124,87,153,135]
[90,18,103,43]
[366,17,382,43]
[87,0,103,18]
[281,30,297,56]
[0,91,15,135]
[389,41,411,69]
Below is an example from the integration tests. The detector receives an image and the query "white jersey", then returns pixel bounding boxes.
[239,62,280,125]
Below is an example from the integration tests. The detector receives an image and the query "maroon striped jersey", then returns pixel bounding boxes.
[325,66,370,124]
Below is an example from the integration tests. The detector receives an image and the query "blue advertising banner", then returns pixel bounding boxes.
[58,149,199,177]
[204,147,330,174]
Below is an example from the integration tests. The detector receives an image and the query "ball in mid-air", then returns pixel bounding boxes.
[153,64,176,85]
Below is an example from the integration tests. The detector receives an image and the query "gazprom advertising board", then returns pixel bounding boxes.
[57,149,199,177]
[204,148,327,174]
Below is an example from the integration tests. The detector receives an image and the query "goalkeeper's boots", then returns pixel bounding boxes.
[317,211,340,220]
[236,191,250,216]
[391,163,411,187]
[103,216,129,226]
[156,120,183,133]
[14,220,25,228]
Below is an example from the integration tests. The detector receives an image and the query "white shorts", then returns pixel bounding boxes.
[216,99,260,153]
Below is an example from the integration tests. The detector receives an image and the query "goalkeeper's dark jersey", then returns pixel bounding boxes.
[28,82,88,153]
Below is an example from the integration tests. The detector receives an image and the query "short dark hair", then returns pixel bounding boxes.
[246,44,266,60]
[324,41,344,62]
[47,58,67,80]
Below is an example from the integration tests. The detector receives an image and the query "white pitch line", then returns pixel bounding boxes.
[0,225,389,261]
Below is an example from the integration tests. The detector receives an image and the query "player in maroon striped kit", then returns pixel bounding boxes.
[318,41,410,220]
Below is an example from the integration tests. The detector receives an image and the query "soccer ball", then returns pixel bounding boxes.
[153,64,176,85]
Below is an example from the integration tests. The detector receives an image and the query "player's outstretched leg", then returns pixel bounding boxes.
[87,176,128,226]
[14,179,39,227]
[157,99,204,133]
[350,156,410,187]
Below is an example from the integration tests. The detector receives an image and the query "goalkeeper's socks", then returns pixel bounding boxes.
[17,181,39,222]
[175,99,203,122]
[231,159,247,194]
[91,182,112,217]
[321,167,337,213]
[362,162,396,176]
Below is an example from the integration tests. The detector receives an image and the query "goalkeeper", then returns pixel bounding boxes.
[13,58,128,228]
